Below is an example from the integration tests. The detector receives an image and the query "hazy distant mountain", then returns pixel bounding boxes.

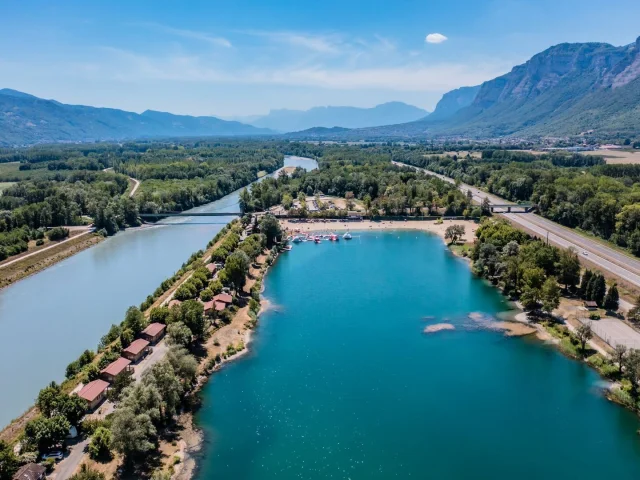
[298,37,640,140]
[0,89,273,145]
[249,102,429,132]
[426,86,480,121]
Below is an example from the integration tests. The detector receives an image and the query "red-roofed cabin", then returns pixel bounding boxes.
[122,338,150,363]
[100,357,132,383]
[168,299,181,308]
[206,263,217,275]
[78,379,109,410]
[215,301,226,312]
[213,293,233,304]
[141,322,166,344]
[202,300,215,314]
[12,463,46,480]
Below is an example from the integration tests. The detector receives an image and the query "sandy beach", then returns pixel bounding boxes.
[281,219,479,241]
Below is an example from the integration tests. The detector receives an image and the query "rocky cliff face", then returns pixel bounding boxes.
[427,86,480,121]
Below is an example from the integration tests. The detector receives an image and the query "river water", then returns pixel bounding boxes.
[0,156,317,428]
[195,231,640,479]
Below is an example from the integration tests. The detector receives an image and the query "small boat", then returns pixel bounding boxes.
[314,236,321,244]
[329,234,338,241]
[292,236,303,243]
[284,245,292,251]
[343,232,352,240]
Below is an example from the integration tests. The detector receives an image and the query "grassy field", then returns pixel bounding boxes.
[0,182,16,192]
[588,149,640,164]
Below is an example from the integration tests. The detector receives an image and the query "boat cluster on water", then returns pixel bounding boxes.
[286,231,352,247]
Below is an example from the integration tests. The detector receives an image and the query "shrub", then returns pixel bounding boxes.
[36,238,45,246]
[46,227,70,241]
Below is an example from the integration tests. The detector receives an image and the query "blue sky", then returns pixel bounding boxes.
[0,0,639,117]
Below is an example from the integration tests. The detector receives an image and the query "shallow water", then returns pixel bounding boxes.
[0,156,316,428]
[196,231,640,479]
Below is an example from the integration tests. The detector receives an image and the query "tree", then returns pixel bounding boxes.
[629,296,640,325]
[56,394,88,426]
[107,371,134,402]
[149,306,171,324]
[481,197,491,215]
[614,344,627,374]
[623,349,640,394]
[166,346,198,387]
[541,277,560,314]
[69,464,105,480]
[110,408,157,460]
[142,361,182,420]
[591,274,606,306]
[0,440,19,480]
[444,224,465,245]
[24,415,70,452]
[88,427,112,460]
[224,251,250,293]
[259,214,282,248]
[179,300,206,338]
[282,193,293,210]
[603,283,619,311]
[124,306,146,335]
[575,322,593,355]
[238,188,252,214]
[556,248,581,291]
[579,269,593,298]
[84,364,100,382]
[167,322,192,347]
[120,328,134,349]
[37,382,62,418]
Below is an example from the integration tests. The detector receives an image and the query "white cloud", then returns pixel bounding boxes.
[134,22,232,48]
[240,30,343,54]
[425,33,448,44]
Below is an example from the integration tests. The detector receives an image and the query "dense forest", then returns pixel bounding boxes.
[0,140,284,260]
[242,145,477,217]
[398,150,640,256]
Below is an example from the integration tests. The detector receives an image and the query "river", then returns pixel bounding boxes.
[0,156,317,429]
[195,231,640,479]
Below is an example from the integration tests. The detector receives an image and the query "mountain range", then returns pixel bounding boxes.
[239,102,429,132]
[2,36,640,144]
[323,36,640,139]
[0,89,274,146]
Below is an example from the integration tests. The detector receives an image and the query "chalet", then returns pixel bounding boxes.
[202,299,215,315]
[100,357,132,383]
[78,379,109,410]
[122,338,150,363]
[215,301,226,312]
[584,301,598,310]
[205,263,217,275]
[12,463,46,480]
[168,299,181,308]
[141,323,166,344]
[213,292,233,305]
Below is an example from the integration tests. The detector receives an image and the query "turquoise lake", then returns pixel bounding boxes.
[195,231,640,479]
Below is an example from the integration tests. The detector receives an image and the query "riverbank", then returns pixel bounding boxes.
[281,219,480,241]
[0,231,103,290]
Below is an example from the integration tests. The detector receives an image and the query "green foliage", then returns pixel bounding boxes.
[88,427,112,460]
[123,306,147,335]
[46,226,69,241]
[69,463,106,480]
[224,250,250,292]
[0,440,19,480]
[24,415,70,452]
[604,283,619,311]
[166,322,192,348]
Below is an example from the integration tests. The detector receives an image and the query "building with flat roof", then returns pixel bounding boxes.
[78,379,109,410]
[141,322,166,344]
[122,338,150,363]
[100,357,132,383]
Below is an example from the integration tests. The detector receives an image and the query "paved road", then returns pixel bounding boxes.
[134,340,169,381]
[50,438,89,480]
[394,161,640,289]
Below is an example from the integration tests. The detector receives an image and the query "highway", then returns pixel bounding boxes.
[393,161,640,289]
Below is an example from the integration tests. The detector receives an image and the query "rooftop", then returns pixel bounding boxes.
[168,299,181,308]
[13,463,46,480]
[142,322,166,337]
[202,300,215,311]
[78,379,109,402]
[206,263,217,273]
[100,357,131,377]
[123,338,150,355]
[214,292,233,304]
[215,301,226,311]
